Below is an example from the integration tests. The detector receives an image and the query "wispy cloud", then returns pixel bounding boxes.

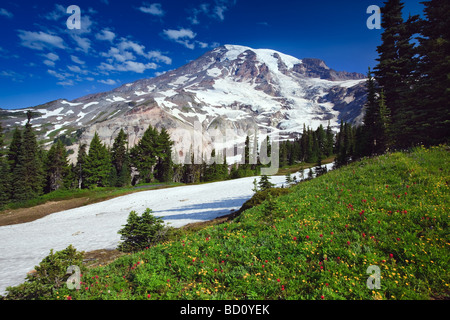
[96,29,116,42]
[70,55,85,65]
[18,30,66,50]
[71,34,91,53]
[47,69,71,81]
[98,79,118,85]
[0,70,24,82]
[147,51,172,65]
[0,8,13,19]
[138,3,164,16]
[163,28,197,49]
[188,0,236,24]
[67,65,89,75]
[99,60,157,73]
[43,52,60,61]
[99,38,171,74]
[43,60,56,67]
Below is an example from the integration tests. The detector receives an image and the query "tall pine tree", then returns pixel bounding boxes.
[154,127,174,183]
[415,0,450,145]
[130,125,159,183]
[11,113,44,201]
[84,132,113,188]
[111,129,131,187]
[45,140,69,192]
[0,124,11,206]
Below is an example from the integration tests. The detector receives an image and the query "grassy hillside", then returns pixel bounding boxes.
[5,146,449,300]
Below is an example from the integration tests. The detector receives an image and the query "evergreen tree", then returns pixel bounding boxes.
[362,67,379,156]
[154,127,174,183]
[374,0,406,121]
[325,122,334,157]
[74,143,87,189]
[11,115,45,201]
[45,140,69,192]
[415,0,450,145]
[0,124,11,206]
[374,89,391,154]
[258,175,275,191]
[204,149,219,181]
[84,132,113,188]
[130,125,159,183]
[111,129,131,187]
[335,121,354,167]
[8,127,22,173]
[374,0,420,148]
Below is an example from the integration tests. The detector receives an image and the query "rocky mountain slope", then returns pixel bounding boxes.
[0,45,367,163]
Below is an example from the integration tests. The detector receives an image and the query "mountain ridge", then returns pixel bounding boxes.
[0,45,368,163]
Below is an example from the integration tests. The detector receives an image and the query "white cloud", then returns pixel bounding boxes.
[70,55,85,64]
[118,40,146,57]
[0,70,24,82]
[47,69,70,81]
[67,65,89,75]
[0,8,13,19]
[18,30,65,50]
[57,80,75,86]
[96,29,116,42]
[163,28,197,49]
[188,1,235,24]
[98,79,118,85]
[71,35,91,53]
[213,0,236,21]
[43,60,56,67]
[44,4,66,21]
[138,3,164,16]
[44,52,60,61]
[99,61,157,73]
[101,47,136,63]
[146,51,172,65]
[163,28,196,41]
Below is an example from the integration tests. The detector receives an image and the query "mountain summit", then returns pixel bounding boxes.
[0,45,367,162]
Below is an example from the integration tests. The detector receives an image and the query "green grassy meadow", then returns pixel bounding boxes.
[5,146,449,300]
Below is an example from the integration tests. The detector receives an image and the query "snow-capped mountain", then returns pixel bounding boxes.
[0,45,367,162]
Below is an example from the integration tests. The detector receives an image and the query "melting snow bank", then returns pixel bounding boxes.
[0,163,334,295]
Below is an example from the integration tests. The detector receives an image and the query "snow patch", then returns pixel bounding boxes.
[83,102,99,109]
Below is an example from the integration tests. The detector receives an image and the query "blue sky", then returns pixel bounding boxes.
[0,0,424,109]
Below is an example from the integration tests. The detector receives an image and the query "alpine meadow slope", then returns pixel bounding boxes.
[3,146,448,300]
